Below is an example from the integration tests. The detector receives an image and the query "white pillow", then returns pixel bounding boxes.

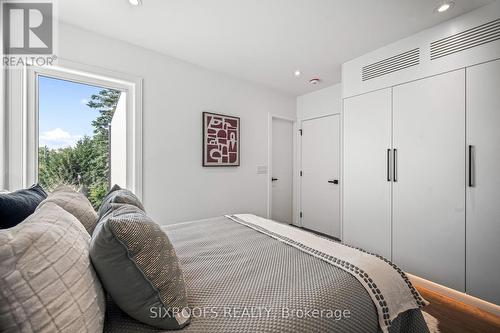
[0,202,105,332]
[38,185,98,235]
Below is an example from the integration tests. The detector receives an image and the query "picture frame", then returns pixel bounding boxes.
[202,112,240,167]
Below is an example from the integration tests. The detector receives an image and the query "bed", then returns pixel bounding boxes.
[104,214,431,333]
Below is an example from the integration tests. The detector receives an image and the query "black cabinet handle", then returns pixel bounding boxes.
[393,149,398,182]
[328,179,339,184]
[469,145,475,187]
[387,149,392,182]
[271,177,278,182]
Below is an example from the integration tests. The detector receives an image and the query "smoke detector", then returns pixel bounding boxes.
[309,78,321,85]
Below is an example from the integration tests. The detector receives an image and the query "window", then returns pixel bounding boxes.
[2,63,143,203]
[37,76,122,208]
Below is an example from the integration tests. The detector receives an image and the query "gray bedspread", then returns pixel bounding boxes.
[104,216,430,333]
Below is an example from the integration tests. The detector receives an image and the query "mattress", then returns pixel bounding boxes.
[104,216,430,333]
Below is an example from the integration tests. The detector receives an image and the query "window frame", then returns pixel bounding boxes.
[18,60,142,199]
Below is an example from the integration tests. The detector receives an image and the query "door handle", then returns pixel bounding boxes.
[271,177,278,182]
[393,149,398,182]
[469,145,475,187]
[328,179,339,184]
[387,149,392,182]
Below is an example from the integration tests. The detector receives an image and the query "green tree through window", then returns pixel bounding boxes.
[38,88,121,209]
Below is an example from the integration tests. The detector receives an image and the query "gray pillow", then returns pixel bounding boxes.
[37,185,98,235]
[90,204,190,330]
[0,202,106,332]
[98,184,145,218]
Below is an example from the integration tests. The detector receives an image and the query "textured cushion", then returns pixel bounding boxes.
[98,185,145,218]
[0,202,106,332]
[38,185,98,235]
[0,184,47,229]
[90,204,190,330]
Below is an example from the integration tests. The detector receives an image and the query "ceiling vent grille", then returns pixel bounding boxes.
[430,18,500,60]
[362,48,420,81]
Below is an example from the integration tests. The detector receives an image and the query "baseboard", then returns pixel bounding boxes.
[407,273,500,317]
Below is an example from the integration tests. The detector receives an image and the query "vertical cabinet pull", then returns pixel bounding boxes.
[469,145,475,187]
[387,149,392,182]
[393,149,398,182]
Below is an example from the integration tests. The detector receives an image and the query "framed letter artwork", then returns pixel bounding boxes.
[203,112,240,167]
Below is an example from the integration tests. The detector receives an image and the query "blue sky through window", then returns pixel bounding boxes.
[38,76,105,149]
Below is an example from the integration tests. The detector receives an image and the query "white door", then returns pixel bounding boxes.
[393,69,466,292]
[343,88,392,259]
[271,117,294,224]
[466,59,500,305]
[301,115,340,238]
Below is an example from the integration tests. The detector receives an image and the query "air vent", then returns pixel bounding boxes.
[362,48,420,81]
[431,18,500,60]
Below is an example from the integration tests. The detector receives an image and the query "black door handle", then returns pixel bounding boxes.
[271,177,278,182]
[328,179,339,184]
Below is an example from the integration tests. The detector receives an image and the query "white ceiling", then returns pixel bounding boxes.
[58,0,495,96]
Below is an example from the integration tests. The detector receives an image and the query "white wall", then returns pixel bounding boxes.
[297,84,342,120]
[110,93,127,188]
[4,23,296,224]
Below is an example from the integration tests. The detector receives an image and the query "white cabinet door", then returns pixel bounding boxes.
[466,59,500,305]
[343,88,392,258]
[271,117,294,224]
[301,115,340,238]
[393,70,466,291]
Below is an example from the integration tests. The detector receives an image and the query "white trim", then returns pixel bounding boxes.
[24,65,34,186]
[6,66,24,189]
[299,112,341,121]
[0,0,4,190]
[15,59,143,198]
[339,101,344,241]
[407,273,500,317]
[267,113,296,222]
[296,119,303,227]
[0,0,4,189]
[293,120,300,225]
[0,66,5,190]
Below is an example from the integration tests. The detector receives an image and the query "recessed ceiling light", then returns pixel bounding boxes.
[435,1,454,13]
[129,0,142,6]
[309,78,321,85]
[294,69,302,77]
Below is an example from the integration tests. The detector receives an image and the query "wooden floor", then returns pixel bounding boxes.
[416,286,500,333]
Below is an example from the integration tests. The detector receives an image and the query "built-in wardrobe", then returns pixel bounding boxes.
[344,58,500,306]
[342,3,500,306]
